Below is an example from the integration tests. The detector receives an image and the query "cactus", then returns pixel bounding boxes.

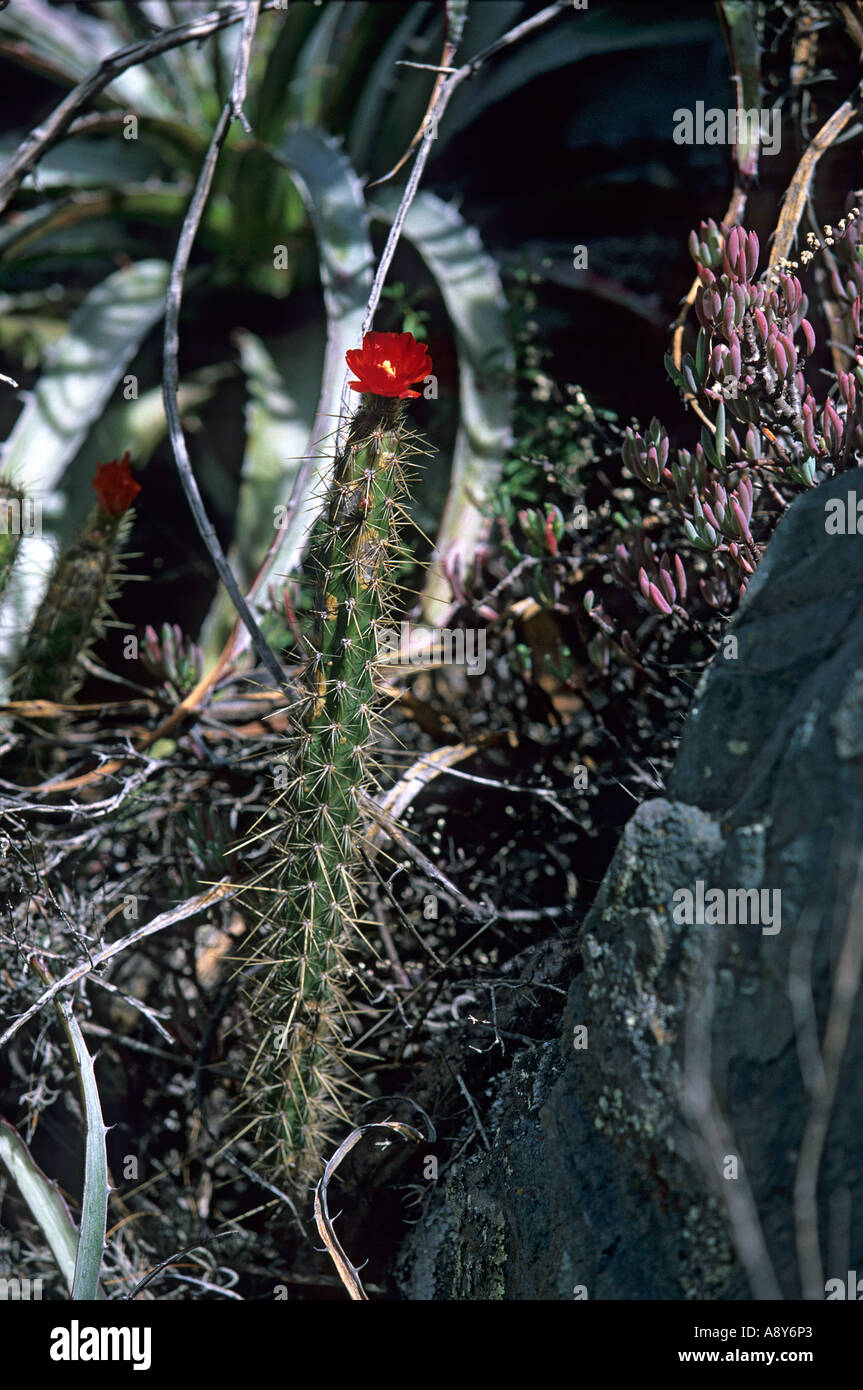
[12,453,140,704]
[239,331,431,1187]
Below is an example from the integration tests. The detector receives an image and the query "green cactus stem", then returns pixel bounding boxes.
[240,331,431,1187]
[13,454,140,704]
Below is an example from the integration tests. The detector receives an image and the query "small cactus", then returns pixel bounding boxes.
[239,332,431,1186]
[13,453,140,703]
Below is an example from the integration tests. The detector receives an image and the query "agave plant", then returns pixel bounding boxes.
[0,0,529,676]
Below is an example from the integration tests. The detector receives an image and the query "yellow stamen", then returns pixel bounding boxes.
[380,359,396,376]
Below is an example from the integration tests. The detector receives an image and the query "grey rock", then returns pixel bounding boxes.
[397,472,863,1300]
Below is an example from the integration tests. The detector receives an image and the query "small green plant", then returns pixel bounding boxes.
[238,331,431,1187]
[12,454,140,703]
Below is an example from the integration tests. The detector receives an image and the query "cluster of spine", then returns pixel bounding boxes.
[241,394,419,1186]
[12,458,138,704]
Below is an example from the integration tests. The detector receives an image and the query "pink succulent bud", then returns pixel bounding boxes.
[800,318,816,356]
[710,344,728,378]
[781,274,802,315]
[731,498,751,541]
[822,397,844,453]
[702,501,721,531]
[648,581,673,616]
[674,553,687,600]
[658,566,676,603]
[770,336,789,379]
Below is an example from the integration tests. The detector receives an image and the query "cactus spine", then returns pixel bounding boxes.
[241,332,431,1186]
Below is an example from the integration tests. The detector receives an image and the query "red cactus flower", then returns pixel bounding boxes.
[346,331,432,398]
[92,452,141,516]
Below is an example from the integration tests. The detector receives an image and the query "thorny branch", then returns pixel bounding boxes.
[0,879,237,1051]
[314,1120,422,1300]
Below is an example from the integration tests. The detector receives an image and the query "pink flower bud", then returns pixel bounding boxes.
[710,344,728,378]
[674,553,687,600]
[800,318,816,355]
[771,337,789,379]
[822,397,844,453]
[648,581,673,616]
[731,498,751,541]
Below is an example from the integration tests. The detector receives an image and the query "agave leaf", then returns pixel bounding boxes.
[361,6,450,179]
[0,259,170,498]
[236,5,338,277]
[289,0,352,127]
[49,991,109,1301]
[137,0,218,121]
[0,1115,80,1295]
[346,3,434,175]
[0,135,162,190]
[437,3,715,155]
[0,258,169,684]
[110,370,227,462]
[718,1,762,180]
[0,187,195,270]
[251,4,325,145]
[236,127,372,618]
[370,188,514,625]
[92,0,205,116]
[200,327,321,656]
[234,327,321,576]
[0,0,176,117]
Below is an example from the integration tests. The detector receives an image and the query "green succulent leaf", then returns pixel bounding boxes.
[0,258,169,682]
[241,127,372,612]
[49,993,109,1301]
[0,1115,81,1295]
